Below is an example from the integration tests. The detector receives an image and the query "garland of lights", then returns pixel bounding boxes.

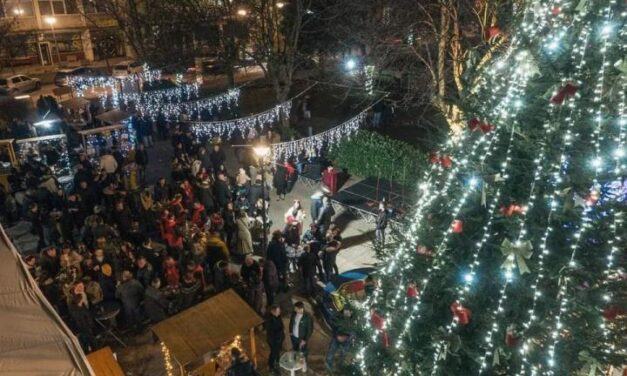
[271,112,366,161]
[541,4,619,374]
[189,101,291,140]
[355,43,527,370]
[388,41,533,363]
[69,65,162,97]
[356,1,576,371]
[149,88,240,121]
[472,6,596,374]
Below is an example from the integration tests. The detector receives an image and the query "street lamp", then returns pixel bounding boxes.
[253,143,271,252]
[45,16,62,64]
[276,2,285,8]
[236,8,248,17]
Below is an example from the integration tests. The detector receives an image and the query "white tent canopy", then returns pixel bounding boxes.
[0,225,93,375]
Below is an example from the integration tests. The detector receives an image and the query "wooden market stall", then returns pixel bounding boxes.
[86,346,125,376]
[153,289,264,376]
[0,139,16,189]
[78,123,136,157]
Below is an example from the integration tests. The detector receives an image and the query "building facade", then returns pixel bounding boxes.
[0,0,130,68]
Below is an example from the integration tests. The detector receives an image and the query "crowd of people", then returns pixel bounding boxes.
[0,110,361,374]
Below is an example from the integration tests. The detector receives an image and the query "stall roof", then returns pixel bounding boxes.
[15,133,67,144]
[86,347,124,376]
[61,97,90,110]
[0,225,93,375]
[78,123,126,136]
[153,289,264,367]
[95,110,130,125]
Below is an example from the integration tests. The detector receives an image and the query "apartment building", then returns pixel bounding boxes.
[0,0,130,68]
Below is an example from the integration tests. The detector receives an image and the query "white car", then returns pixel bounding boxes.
[112,61,144,78]
[0,75,41,94]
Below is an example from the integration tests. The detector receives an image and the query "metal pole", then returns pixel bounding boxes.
[260,157,268,254]
[50,23,61,64]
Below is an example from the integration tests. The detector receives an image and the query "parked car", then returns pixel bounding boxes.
[112,61,144,79]
[54,67,103,87]
[0,75,41,94]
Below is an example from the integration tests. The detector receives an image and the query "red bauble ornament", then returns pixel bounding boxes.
[500,203,525,217]
[450,302,472,325]
[451,219,463,233]
[440,155,453,169]
[406,282,419,298]
[603,306,626,321]
[468,118,481,131]
[429,152,440,164]
[485,26,502,40]
[551,83,579,105]
[371,311,385,330]
[479,122,494,133]
[381,331,390,347]
[551,6,561,15]
[505,325,518,348]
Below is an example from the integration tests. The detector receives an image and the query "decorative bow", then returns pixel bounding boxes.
[492,347,507,367]
[432,327,461,360]
[501,239,533,274]
[577,351,603,376]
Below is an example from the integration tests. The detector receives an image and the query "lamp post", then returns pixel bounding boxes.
[45,16,62,64]
[253,143,271,252]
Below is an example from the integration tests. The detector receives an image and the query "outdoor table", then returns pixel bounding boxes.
[279,351,307,376]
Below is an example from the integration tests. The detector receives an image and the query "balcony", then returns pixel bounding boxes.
[11,16,39,31]
[47,14,86,30]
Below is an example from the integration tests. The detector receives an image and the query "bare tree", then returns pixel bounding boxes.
[326,0,512,132]
[245,0,312,103]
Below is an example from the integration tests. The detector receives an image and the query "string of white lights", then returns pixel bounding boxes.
[271,112,366,161]
[141,88,240,120]
[356,35,531,373]
[189,101,291,140]
[472,3,599,373]
[389,88,531,375]
[516,15,595,376]
[542,4,617,373]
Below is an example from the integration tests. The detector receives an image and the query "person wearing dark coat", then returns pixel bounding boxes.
[316,197,336,236]
[115,270,145,330]
[40,246,60,278]
[135,256,154,288]
[247,177,269,216]
[214,174,231,208]
[289,301,314,361]
[143,278,168,324]
[226,348,258,376]
[298,244,319,297]
[266,231,288,291]
[240,255,264,314]
[264,305,285,374]
[261,258,279,307]
[209,144,226,174]
[68,291,98,352]
[154,177,172,203]
[196,177,215,214]
[375,201,389,244]
[273,163,287,200]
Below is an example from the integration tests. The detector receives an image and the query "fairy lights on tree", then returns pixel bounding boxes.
[349,0,627,375]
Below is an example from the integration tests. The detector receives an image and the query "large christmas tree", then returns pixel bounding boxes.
[348,0,626,374]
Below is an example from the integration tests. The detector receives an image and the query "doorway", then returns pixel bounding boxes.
[39,42,52,65]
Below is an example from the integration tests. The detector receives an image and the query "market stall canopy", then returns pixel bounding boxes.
[153,289,264,368]
[61,97,90,110]
[96,110,130,125]
[77,123,126,137]
[86,347,124,376]
[0,225,93,375]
